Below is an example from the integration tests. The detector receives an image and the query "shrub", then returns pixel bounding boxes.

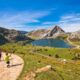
[49,54,52,57]
[55,54,59,58]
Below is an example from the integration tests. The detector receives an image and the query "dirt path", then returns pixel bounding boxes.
[0,52,24,80]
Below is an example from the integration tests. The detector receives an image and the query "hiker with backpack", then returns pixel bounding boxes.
[4,52,11,68]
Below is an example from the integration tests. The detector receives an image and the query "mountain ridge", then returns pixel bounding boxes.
[0,27,32,44]
[27,25,65,39]
[44,25,65,38]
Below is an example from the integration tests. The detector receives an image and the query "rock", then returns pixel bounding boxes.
[35,65,52,73]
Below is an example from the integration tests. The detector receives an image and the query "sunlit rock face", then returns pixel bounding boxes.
[45,25,65,38]
[27,25,66,39]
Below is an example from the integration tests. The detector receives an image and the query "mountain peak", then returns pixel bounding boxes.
[52,25,65,32]
[46,25,65,37]
[27,25,65,39]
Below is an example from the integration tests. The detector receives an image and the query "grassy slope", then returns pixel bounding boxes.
[27,35,40,40]
[71,41,80,46]
[0,43,80,80]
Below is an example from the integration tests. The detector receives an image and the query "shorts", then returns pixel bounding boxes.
[6,61,10,64]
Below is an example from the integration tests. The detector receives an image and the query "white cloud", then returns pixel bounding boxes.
[42,13,80,32]
[59,23,80,32]
[12,25,50,31]
[0,10,52,30]
[58,13,80,32]
[60,14,80,23]
[0,10,80,32]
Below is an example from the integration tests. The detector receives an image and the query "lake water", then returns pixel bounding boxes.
[31,39,71,48]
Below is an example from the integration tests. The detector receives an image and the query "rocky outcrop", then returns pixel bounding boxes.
[44,25,65,38]
[69,31,80,41]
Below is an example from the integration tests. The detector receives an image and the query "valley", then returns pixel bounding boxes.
[0,0,80,80]
[0,26,80,80]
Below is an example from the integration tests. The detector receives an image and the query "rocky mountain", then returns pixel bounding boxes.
[45,25,65,38]
[27,29,50,39]
[0,27,32,43]
[69,30,80,41]
[27,25,65,39]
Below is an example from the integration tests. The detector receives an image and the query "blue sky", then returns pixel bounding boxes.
[0,0,80,32]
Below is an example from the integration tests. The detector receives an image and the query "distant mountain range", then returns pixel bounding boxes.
[19,30,28,34]
[27,25,80,41]
[0,27,31,44]
[0,26,80,45]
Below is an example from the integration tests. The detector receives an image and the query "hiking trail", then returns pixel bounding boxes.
[0,52,24,80]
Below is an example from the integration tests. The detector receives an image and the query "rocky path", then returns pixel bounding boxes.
[0,52,24,80]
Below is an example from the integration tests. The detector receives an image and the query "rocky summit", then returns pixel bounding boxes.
[27,25,65,39]
[45,25,65,38]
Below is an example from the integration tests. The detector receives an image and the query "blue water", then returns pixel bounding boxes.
[31,39,71,48]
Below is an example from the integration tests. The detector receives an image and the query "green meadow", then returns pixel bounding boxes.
[0,43,80,80]
[72,41,80,46]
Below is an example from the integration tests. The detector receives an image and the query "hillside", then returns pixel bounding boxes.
[27,29,50,39]
[69,31,80,41]
[27,25,66,40]
[0,27,80,80]
[0,34,8,45]
[0,27,32,44]
[68,30,80,46]
[0,43,80,80]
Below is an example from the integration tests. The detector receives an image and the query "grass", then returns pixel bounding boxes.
[72,41,80,46]
[27,35,41,40]
[0,43,80,80]
[68,38,80,46]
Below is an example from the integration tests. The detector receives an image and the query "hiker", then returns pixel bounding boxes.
[4,52,11,68]
[0,49,2,61]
